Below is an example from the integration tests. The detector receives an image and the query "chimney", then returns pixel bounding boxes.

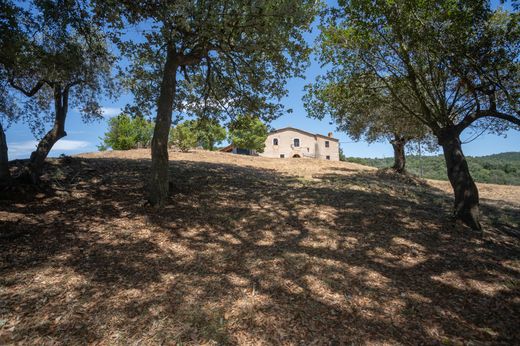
[327,132,333,138]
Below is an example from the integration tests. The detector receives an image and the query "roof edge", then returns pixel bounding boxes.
[268,127,339,142]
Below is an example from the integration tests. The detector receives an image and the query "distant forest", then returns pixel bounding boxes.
[346,152,520,186]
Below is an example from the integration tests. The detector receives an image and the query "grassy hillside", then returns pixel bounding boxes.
[346,152,520,185]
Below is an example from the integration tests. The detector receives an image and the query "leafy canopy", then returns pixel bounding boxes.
[194,119,227,151]
[94,0,317,123]
[315,0,519,139]
[305,73,430,144]
[229,115,268,152]
[1,0,115,137]
[99,114,154,151]
[169,121,198,152]
[0,0,23,128]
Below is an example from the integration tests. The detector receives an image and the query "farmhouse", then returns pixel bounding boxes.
[260,127,340,161]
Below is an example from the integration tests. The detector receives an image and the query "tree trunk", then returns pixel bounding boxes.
[0,123,10,182]
[148,49,178,206]
[28,86,68,183]
[390,135,407,173]
[439,128,481,231]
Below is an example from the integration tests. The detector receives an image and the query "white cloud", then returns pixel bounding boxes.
[53,140,91,151]
[8,141,38,152]
[8,140,92,159]
[101,107,121,118]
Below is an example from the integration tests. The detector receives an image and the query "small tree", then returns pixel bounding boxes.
[99,113,154,150]
[1,0,115,183]
[229,115,268,153]
[339,147,347,162]
[132,116,155,148]
[315,0,519,229]
[305,74,431,173]
[195,119,227,151]
[169,121,198,152]
[94,0,317,206]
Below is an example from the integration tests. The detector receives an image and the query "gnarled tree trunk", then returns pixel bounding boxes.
[149,49,178,206]
[0,123,10,182]
[439,128,481,231]
[28,85,68,183]
[390,135,407,173]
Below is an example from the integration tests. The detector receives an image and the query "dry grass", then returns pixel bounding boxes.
[427,179,520,206]
[79,148,377,180]
[1,149,519,345]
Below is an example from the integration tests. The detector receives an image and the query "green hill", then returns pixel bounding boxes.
[346,152,520,185]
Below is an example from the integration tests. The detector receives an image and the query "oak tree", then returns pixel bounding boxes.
[195,119,227,151]
[315,0,519,229]
[1,0,115,183]
[305,74,431,173]
[0,0,24,182]
[95,0,317,206]
[229,115,268,153]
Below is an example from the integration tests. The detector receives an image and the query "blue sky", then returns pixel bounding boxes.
[5,0,519,160]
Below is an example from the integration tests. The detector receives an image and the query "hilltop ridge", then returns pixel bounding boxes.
[347,151,520,185]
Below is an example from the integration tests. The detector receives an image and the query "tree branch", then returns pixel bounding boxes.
[455,109,520,134]
[8,79,44,97]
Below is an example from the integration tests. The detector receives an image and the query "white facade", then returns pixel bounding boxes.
[260,127,340,161]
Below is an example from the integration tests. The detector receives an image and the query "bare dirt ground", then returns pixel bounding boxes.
[1,149,519,345]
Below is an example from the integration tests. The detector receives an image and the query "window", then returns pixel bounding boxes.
[326,155,330,160]
[280,154,285,158]
[293,138,300,147]
[325,141,329,148]
[273,138,278,145]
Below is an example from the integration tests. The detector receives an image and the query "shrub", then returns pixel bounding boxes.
[228,115,268,153]
[196,119,227,151]
[169,121,198,152]
[99,113,154,150]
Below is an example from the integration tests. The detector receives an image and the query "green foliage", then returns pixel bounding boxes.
[97,0,317,122]
[169,121,198,152]
[339,147,347,162]
[195,119,227,151]
[99,114,153,150]
[304,72,429,146]
[229,116,268,153]
[314,0,518,228]
[93,0,317,204]
[314,0,519,141]
[1,0,115,137]
[0,1,22,128]
[347,152,520,185]
[132,117,154,147]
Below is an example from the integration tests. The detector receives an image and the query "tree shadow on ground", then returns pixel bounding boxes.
[0,156,519,344]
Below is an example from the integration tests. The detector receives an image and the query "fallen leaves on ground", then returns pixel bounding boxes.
[0,149,519,345]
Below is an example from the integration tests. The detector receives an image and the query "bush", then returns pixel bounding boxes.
[196,119,227,151]
[228,115,268,153]
[99,113,154,150]
[339,147,347,161]
[169,121,198,152]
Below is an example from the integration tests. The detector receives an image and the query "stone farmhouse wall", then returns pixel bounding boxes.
[260,128,339,161]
